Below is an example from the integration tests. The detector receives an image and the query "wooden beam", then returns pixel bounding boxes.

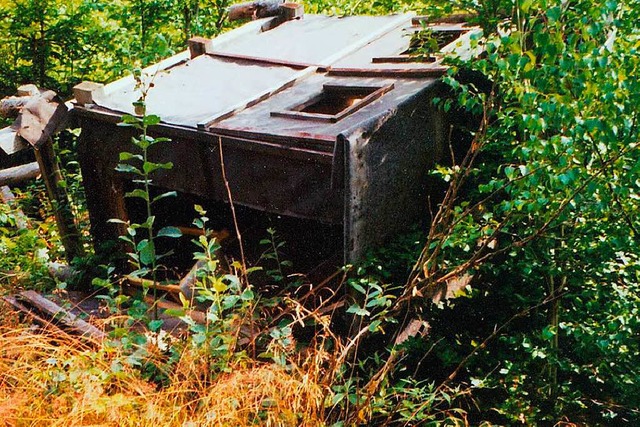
[125,275,183,296]
[72,81,105,106]
[16,84,40,97]
[178,259,207,302]
[16,290,107,341]
[188,36,213,59]
[34,139,85,261]
[3,295,68,335]
[280,3,304,21]
[411,14,476,26]
[327,66,448,78]
[0,161,40,187]
[228,0,284,21]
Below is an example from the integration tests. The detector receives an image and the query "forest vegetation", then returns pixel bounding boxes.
[0,0,639,425]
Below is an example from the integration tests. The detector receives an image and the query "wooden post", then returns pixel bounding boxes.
[34,139,85,261]
[72,81,104,106]
[280,3,304,21]
[188,36,213,59]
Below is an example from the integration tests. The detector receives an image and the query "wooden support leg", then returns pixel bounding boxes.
[34,139,85,262]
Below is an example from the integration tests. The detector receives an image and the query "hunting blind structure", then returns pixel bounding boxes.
[73,12,479,270]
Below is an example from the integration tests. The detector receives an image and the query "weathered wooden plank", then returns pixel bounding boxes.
[2,295,67,334]
[327,67,448,78]
[0,162,40,187]
[17,290,107,341]
[411,14,475,25]
[34,140,85,261]
[125,275,183,296]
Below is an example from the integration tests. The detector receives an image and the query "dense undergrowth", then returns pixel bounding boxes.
[1,0,640,425]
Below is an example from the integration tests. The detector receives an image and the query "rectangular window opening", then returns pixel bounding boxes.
[271,84,394,123]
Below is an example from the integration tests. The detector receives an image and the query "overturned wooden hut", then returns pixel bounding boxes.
[73,11,479,270]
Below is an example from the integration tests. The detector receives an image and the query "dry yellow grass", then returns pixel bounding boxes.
[0,313,334,427]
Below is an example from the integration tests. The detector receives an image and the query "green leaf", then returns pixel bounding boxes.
[351,282,367,294]
[137,239,155,266]
[143,115,161,126]
[119,152,143,162]
[143,161,173,174]
[346,304,370,317]
[164,308,186,317]
[148,319,163,332]
[241,288,254,301]
[152,191,177,204]
[115,164,141,175]
[125,189,149,200]
[157,226,182,238]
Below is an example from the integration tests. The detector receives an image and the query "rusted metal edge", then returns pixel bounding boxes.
[327,67,448,78]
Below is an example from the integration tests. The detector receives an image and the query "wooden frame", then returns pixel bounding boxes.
[271,83,394,123]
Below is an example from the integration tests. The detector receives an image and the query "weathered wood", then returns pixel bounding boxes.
[280,3,304,21]
[0,185,30,229]
[16,84,39,97]
[34,139,85,261]
[126,275,183,296]
[228,0,283,21]
[15,90,69,148]
[3,295,67,334]
[178,259,207,301]
[188,36,213,58]
[148,296,207,324]
[72,81,105,106]
[0,96,30,119]
[122,287,207,324]
[411,13,476,26]
[0,126,29,155]
[327,67,448,78]
[16,290,107,341]
[176,226,230,240]
[0,161,40,186]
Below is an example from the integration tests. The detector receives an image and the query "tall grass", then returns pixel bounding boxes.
[0,308,333,427]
